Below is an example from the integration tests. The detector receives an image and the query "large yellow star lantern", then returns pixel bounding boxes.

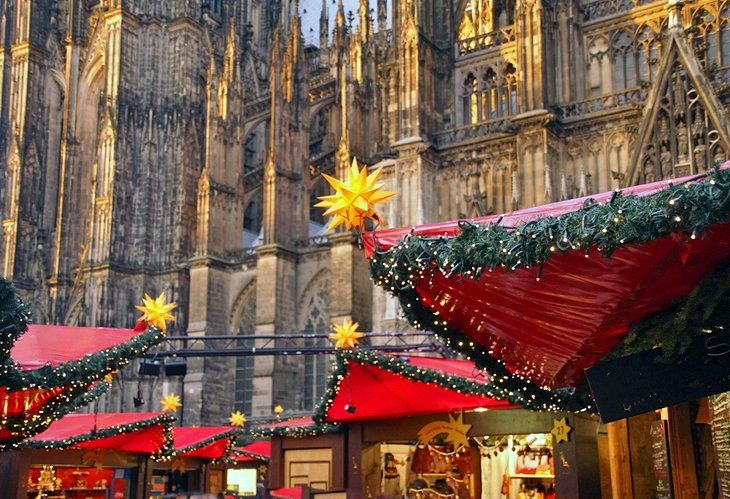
[229,411,247,427]
[136,292,176,333]
[329,319,365,349]
[315,158,396,231]
[160,393,182,412]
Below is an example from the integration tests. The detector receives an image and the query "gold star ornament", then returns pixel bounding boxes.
[551,417,572,444]
[315,158,396,231]
[274,405,284,414]
[161,394,182,412]
[136,292,177,333]
[229,411,247,427]
[329,319,365,349]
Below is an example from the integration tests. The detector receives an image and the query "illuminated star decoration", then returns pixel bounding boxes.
[274,405,284,414]
[229,411,247,427]
[315,158,396,231]
[329,319,365,349]
[160,394,182,412]
[136,292,177,333]
[551,417,572,443]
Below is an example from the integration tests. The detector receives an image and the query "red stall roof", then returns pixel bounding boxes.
[364,166,730,388]
[173,426,239,460]
[319,351,517,423]
[233,440,271,461]
[271,487,304,499]
[25,412,173,454]
[11,325,148,370]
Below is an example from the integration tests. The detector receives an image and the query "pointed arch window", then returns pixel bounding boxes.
[612,31,636,90]
[462,73,479,125]
[504,64,517,116]
[482,68,498,119]
[691,8,721,67]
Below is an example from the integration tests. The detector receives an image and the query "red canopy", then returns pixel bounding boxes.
[271,487,304,498]
[233,440,271,461]
[321,352,517,423]
[25,412,173,454]
[173,426,239,460]
[364,167,730,388]
[12,325,148,370]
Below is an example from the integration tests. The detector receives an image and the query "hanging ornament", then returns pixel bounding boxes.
[551,417,572,443]
[136,292,177,333]
[315,158,396,231]
[161,393,182,412]
[229,411,246,427]
[274,405,284,414]
[329,319,365,349]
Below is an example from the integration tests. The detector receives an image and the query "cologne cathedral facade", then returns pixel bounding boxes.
[1,0,729,424]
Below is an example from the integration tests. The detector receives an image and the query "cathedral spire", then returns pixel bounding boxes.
[358,0,370,42]
[320,0,329,48]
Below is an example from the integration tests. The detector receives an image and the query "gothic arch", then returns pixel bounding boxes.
[229,278,257,332]
[297,269,330,331]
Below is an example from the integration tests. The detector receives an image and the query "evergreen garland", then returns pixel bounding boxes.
[0,276,30,366]
[250,420,340,438]
[164,428,242,463]
[368,167,730,412]
[21,412,175,452]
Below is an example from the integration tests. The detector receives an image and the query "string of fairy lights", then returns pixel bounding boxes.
[367,166,730,411]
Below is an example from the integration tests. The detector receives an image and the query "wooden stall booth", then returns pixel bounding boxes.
[262,351,602,498]
[227,441,272,497]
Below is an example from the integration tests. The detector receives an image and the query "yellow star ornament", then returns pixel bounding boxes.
[136,292,177,333]
[551,417,572,444]
[274,405,284,414]
[229,411,247,427]
[329,319,365,349]
[315,158,396,231]
[161,394,182,412]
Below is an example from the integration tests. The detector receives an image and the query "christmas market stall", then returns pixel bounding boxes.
[227,441,271,497]
[11,411,173,499]
[262,349,601,498]
[144,425,241,497]
[362,163,730,498]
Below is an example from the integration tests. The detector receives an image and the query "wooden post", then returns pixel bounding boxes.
[0,450,25,499]
[607,419,633,499]
[667,403,700,499]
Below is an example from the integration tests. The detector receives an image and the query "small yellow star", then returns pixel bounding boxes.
[551,417,572,444]
[315,157,396,231]
[274,405,284,414]
[229,411,246,427]
[136,292,177,333]
[161,394,182,412]
[329,319,365,349]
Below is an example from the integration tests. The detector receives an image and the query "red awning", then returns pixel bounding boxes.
[322,352,517,423]
[263,416,317,430]
[173,426,239,460]
[364,166,730,387]
[233,440,271,461]
[11,325,147,370]
[271,487,304,499]
[26,412,172,454]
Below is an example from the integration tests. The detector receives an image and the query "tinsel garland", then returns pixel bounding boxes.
[21,411,174,451]
[368,167,730,411]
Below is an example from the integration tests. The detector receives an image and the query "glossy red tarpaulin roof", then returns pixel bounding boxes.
[271,487,303,499]
[325,354,516,422]
[27,412,170,453]
[11,325,144,370]
[262,416,317,429]
[234,440,271,461]
[173,426,237,459]
[364,168,730,387]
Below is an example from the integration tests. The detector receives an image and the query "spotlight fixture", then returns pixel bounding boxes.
[138,358,161,376]
[164,357,187,377]
[133,390,145,407]
[344,403,357,414]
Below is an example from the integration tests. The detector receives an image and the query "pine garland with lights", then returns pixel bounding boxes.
[233,446,271,461]
[21,412,175,451]
[369,167,730,411]
[156,428,242,463]
[250,420,340,438]
[0,276,30,366]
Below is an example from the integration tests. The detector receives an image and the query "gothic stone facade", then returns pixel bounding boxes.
[1,0,729,425]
